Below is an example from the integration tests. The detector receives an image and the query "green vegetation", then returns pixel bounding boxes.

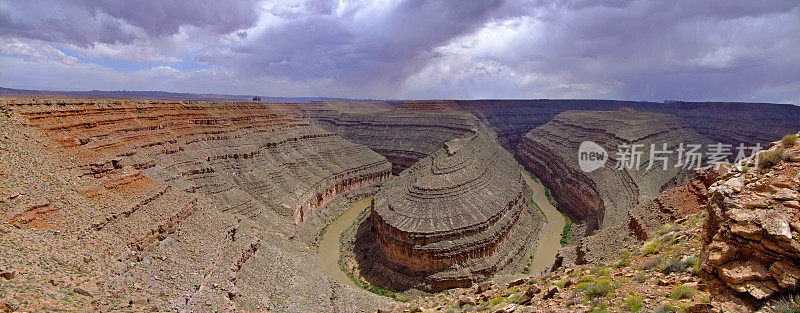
[633,272,647,283]
[544,186,557,207]
[346,271,400,300]
[670,284,695,300]
[759,147,785,169]
[762,293,800,313]
[641,239,661,255]
[584,278,615,300]
[782,133,798,147]
[742,164,750,173]
[528,172,541,184]
[662,257,697,275]
[561,217,573,246]
[580,275,596,283]
[591,266,611,277]
[622,295,644,312]
[531,194,547,222]
[613,250,631,268]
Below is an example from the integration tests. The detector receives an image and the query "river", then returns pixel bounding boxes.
[523,171,567,274]
[316,172,564,288]
[317,197,372,288]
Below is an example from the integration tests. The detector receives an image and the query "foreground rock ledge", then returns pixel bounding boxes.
[700,134,800,306]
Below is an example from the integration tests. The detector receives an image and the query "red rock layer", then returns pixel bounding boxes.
[12,100,391,230]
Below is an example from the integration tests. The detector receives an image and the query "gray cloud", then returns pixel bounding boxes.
[0,0,260,47]
[0,0,798,103]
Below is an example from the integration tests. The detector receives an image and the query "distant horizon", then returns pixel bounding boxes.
[1,86,796,106]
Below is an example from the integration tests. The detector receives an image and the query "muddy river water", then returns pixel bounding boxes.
[317,171,565,287]
[317,197,372,288]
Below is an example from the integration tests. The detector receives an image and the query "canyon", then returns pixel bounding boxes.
[1,96,799,312]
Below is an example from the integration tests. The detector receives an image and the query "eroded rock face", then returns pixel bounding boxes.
[700,135,800,303]
[2,98,393,312]
[14,100,391,224]
[273,101,477,174]
[629,166,725,240]
[398,100,800,152]
[367,126,543,291]
[517,110,711,232]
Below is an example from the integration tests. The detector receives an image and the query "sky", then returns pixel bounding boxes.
[1,0,798,103]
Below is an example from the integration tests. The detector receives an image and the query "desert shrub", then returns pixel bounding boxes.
[641,255,666,271]
[588,305,609,313]
[670,284,695,300]
[576,282,593,291]
[613,259,629,269]
[614,250,632,268]
[585,278,614,300]
[759,147,785,169]
[685,256,700,274]
[761,293,800,313]
[642,239,661,255]
[782,134,798,147]
[591,266,611,276]
[622,295,644,312]
[580,275,596,283]
[662,257,696,275]
[742,165,750,173]
[555,279,568,288]
[657,223,678,236]
[633,272,647,283]
[659,233,677,245]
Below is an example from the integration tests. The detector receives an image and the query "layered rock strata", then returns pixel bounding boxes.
[628,166,725,240]
[700,135,800,304]
[13,100,391,224]
[1,98,392,312]
[366,126,543,291]
[398,100,800,151]
[517,110,712,231]
[273,102,478,174]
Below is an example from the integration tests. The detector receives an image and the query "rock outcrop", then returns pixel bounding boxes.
[629,166,725,240]
[362,126,543,292]
[700,133,800,305]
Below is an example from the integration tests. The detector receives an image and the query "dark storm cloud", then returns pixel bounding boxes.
[0,0,798,103]
[0,0,260,47]
[500,0,800,101]
[230,0,507,91]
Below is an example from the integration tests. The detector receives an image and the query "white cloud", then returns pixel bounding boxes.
[0,38,78,65]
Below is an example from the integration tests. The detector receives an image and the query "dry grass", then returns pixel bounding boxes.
[782,134,798,147]
[759,147,785,169]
